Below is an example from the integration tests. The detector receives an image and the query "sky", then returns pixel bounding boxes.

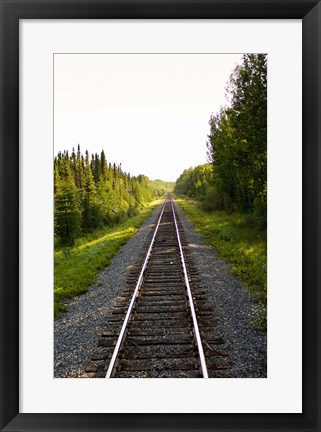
[54,54,243,182]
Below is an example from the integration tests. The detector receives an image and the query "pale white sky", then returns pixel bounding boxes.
[54,54,243,182]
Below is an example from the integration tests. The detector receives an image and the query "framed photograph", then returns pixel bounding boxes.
[1,0,320,431]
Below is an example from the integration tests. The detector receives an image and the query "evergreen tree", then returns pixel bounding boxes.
[100,150,107,180]
[74,144,84,190]
[81,150,101,232]
[54,146,171,242]
[54,158,80,245]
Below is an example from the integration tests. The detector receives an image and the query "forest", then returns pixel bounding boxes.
[54,54,267,323]
[175,54,267,229]
[54,147,172,246]
[174,54,267,327]
[55,54,266,246]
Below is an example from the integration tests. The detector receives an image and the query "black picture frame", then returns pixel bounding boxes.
[1,1,320,431]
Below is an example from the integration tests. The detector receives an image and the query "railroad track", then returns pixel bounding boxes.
[87,197,230,378]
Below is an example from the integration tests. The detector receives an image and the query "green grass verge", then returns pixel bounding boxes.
[176,197,267,328]
[54,198,163,317]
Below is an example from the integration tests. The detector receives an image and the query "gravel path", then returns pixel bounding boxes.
[54,201,267,378]
[175,204,267,378]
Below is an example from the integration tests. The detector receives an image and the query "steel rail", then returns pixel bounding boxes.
[170,199,209,379]
[105,199,167,378]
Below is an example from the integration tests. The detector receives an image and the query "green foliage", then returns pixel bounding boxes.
[175,55,267,229]
[151,179,175,197]
[251,303,267,331]
[174,164,232,212]
[174,164,214,200]
[54,159,80,246]
[176,197,267,305]
[173,56,267,328]
[81,150,101,232]
[206,54,267,215]
[54,146,173,246]
[54,199,163,316]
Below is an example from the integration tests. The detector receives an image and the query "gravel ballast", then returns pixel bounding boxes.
[54,201,267,378]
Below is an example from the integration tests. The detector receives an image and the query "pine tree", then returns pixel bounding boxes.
[81,150,101,232]
[54,146,167,242]
[54,157,80,245]
[100,150,107,180]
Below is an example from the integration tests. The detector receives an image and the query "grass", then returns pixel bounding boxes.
[176,197,267,329]
[54,198,163,316]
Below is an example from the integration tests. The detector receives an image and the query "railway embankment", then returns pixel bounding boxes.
[54,199,266,378]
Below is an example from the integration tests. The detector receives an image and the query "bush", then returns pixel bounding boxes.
[252,303,267,331]
[252,194,267,230]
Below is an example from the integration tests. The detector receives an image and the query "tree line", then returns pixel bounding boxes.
[174,54,267,226]
[54,145,172,245]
